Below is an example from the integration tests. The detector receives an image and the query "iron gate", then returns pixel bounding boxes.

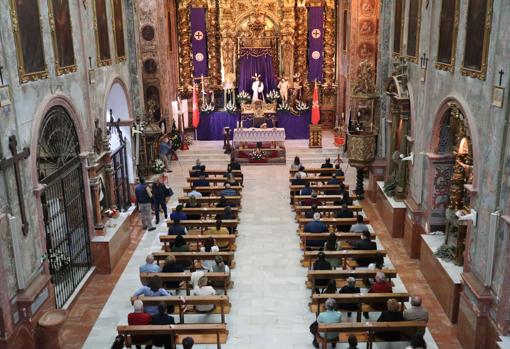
[112,143,131,211]
[41,158,91,308]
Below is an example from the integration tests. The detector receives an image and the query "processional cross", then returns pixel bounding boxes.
[0,136,30,235]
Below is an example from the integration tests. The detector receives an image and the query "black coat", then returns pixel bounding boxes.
[151,313,175,347]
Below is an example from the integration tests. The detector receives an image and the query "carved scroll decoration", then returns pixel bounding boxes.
[219,0,236,80]
[293,4,308,84]
[323,0,336,90]
[178,0,193,91]
[207,0,222,88]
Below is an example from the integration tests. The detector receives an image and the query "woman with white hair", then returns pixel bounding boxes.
[127,299,152,349]
[192,276,216,312]
[313,298,342,348]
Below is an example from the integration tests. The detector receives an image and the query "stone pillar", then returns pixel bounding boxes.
[367,159,386,203]
[87,154,104,233]
[280,1,295,81]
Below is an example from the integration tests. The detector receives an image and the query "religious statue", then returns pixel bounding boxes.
[384,150,406,196]
[223,73,236,106]
[292,73,303,101]
[251,73,264,102]
[94,118,103,154]
[278,77,289,102]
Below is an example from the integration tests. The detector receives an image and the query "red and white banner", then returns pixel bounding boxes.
[311,82,320,125]
[192,84,200,128]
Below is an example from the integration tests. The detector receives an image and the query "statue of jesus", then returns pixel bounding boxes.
[251,73,264,102]
[278,77,289,102]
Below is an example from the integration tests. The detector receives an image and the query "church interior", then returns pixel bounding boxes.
[0,0,509,348]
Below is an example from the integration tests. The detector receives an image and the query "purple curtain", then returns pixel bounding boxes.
[238,48,277,97]
[308,6,324,82]
[191,8,208,77]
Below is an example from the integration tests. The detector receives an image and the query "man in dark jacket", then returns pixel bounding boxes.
[312,252,332,291]
[339,277,361,316]
[153,175,173,225]
[304,213,328,249]
[351,230,377,266]
[168,219,187,235]
[136,177,156,231]
[336,203,354,232]
[151,302,175,349]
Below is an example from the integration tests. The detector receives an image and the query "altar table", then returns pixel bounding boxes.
[233,128,286,146]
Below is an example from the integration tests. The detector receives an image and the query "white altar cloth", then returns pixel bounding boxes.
[233,128,286,144]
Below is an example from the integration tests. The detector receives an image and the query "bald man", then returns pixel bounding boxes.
[403,296,429,335]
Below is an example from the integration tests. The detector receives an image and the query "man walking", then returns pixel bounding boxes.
[159,137,173,172]
[153,175,173,225]
[136,177,156,231]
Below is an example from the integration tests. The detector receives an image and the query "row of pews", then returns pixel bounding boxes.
[289,166,427,349]
[118,168,245,348]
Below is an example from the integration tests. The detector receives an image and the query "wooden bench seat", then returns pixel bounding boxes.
[117,324,228,349]
[166,219,239,232]
[172,207,240,217]
[293,195,356,205]
[307,269,397,296]
[317,321,427,349]
[186,177,243,185]
[152,251,235,268]
[288,176,345,182]
[177,196,241,206]
[140,272,232,295]
[310,292,409,320]
[297,217,370,229]
[183,186,243,194]
[298,232,375,250]
[301,250,387,268]
[160,235,237,252]
[290,168,338,174]
[289,184,348,194]
[190,169,242,176]
[138,295,231,323]
[294,205,362,215]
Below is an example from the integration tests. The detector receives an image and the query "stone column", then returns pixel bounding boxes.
[219,0,236,80]
[87,154,104,233]
[280,1,295,81]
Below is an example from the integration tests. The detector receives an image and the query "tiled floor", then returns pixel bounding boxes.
[62,138,461,348]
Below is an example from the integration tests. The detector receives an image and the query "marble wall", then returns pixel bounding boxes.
[378,0,510,336]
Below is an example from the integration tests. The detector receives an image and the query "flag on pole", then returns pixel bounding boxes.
[311,81,320,125]
[192,84,200,128]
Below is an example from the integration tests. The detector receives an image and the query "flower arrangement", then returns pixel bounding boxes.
[237,91,251,104]
[225,100,238,114]
[266,89,280,103]
[153,158,165,173]
[184,134,194,146]
[200,102,215,114]
[278,99,291,112]
[250,148,267,160]
[295,100,310,112]
[42,249,72,273]
[170,131,182,150]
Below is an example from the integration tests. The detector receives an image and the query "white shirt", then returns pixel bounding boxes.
[199,246,220,270]
[192,286,216,311]
[188,190,203,198]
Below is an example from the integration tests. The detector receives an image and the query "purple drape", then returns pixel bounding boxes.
[308,6,324,82]
[238,48,277,97]
[191,8,208,77]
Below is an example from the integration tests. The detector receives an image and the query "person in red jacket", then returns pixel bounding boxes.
[366,271,393,317]
[128,299,152,349]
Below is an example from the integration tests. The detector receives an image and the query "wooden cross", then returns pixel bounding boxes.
[499,69,505,86]
[0,136,30,235]
[0,65,4,85]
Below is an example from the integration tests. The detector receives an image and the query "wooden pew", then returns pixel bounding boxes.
[310,292,409,320]
[117,324,228,349]
[177,196,241,206]
[288,176,345,183]
[183,186,243,194]
[306,269,397,296]
[140,272,232,295]
[317,321,427,349]
[171,207,239,220]
[138,295,231,323]
[189,169,242,176]
[298,232,374,249]
[160,235,237,252]
[152,251,235,268]
[293,195,354,205]
[297,217,369,229]
[166,219,239,233]
[301,250,387,269]
[290,168,337,174]
[294,205,362,216]
[186,177,243,185]
[289,184,347,194]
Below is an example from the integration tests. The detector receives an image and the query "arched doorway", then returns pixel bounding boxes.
[429,101,474,266]
[37,106,91,308]
[106,81,133,211]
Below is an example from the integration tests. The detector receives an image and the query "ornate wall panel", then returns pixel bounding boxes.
[294,4,308,85]
[207,0,222,88]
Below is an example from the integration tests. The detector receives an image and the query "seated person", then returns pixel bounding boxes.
[327,173,341,185]
[192,174,210,188]
[199,237,220,270]
[210,255,230,287]
[403,296,429,336]
[324,233,340,268]
[376,298,405,341]
[339,277,360,317]
[216,195,229,208]
[320,157,333,177]
[151,302,175,349]
[304,212,329,248]
[128,299,152,349]
[351,230,377,266]
[300,182,313,196]
[291,172,306,186]
[339,191,354,206]
[192,276,216,312]
[185,195,202,220]
[334,163,345,177]
[314,298,342,348]
[168,219,188,235]
[132,276,171,316]
[405,334,427,349]
[325,173,342,195]
[162,255,184,290]
[229,157,241,171]
[322,279,337,294]
[182,337,194,349]
[291,156,302,170]
[350,214,368,233]
[219,183,237,197]
[187,186,202,198]
[216,206,235,234]
[336,203,354,232]
[312,251,332,290]
[171,234,189,252]
[205,220,231,250]
[305,204,319,218]
[347,335,359,349]
[302,191,322,207]
[369,272,393,311]
[296,165,307,178]
[191,159,203,171]
[140,254,161,273]
[170,205,187,222]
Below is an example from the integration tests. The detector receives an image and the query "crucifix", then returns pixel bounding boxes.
[0,65,4,85]
[499,69,505,86]
[0,136,30,236]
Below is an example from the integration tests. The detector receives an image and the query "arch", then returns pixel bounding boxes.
[235,10,280,31]
[103,77,133,122]
[430,96,480,190]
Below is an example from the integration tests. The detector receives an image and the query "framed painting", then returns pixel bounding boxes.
[392,0,404,57]
[93,0,112,66]
[112,0,126,62]
[48,0,76,75]
[436,0,459,72]
[9,0,48,83]
[406,0,421,63]
[461,0,493,80]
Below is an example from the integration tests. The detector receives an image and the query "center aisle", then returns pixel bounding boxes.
[225,165,314,349]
